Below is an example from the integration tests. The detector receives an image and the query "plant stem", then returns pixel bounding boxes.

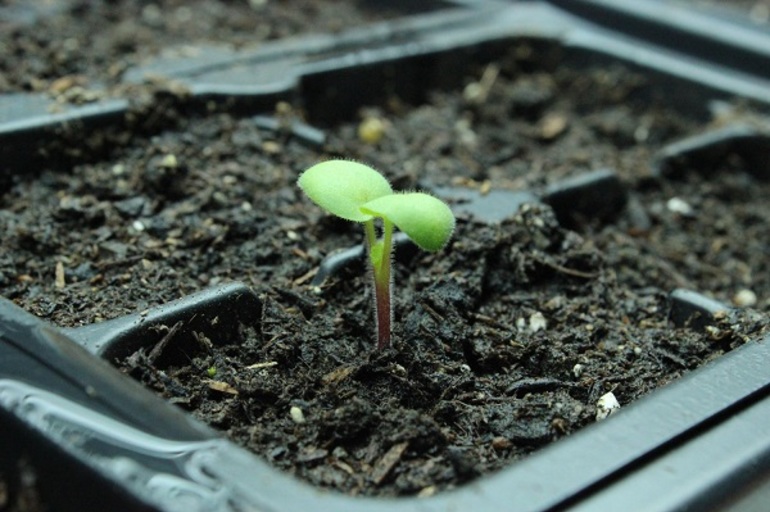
[364,219,393,349]
[364,220,377,255]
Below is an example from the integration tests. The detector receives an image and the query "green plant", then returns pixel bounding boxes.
[298,160,455,349]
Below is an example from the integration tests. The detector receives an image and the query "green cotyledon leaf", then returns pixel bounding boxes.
[298,160,392,222]
[360,192,455,252]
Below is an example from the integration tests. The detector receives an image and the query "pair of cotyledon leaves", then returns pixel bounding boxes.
[298,160,455,252]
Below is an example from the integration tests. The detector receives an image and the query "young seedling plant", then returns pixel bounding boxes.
[298,160,455,350]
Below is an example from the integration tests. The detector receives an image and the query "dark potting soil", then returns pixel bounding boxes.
[0,456,45,512]
[2,16,770,502]
[0,0,440,96]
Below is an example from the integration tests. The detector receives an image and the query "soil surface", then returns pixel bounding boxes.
[2,0,770,504]
[0,0,440,94]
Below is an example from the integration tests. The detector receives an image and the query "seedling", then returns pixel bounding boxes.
[298,160,455,349]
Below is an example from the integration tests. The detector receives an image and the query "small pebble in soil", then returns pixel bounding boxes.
[417,486,437,498]
[262,141,282,154]
[160,154,178,168]
[733,289,757,307]
[596,391,621,421]
[529,312,547,333]
[539,113,568,140]
[358,116,386,144]
[491,436,512,451]
[572,363,585,378]
[290,405,306,424]
[666,197,695,217]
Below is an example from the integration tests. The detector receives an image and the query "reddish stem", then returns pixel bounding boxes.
[374,274,391,350]
[365,219,393,349]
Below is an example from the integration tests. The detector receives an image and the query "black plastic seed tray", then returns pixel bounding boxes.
[2,1,770,511]
[3,284,770,512]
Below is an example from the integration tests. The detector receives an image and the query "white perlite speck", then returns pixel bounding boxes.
[596,391,621,421]
[733,289,757,307]
[529,312,547,333]
[290,406,306,424]
[666,197,694,217]
[572,363,585,378]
